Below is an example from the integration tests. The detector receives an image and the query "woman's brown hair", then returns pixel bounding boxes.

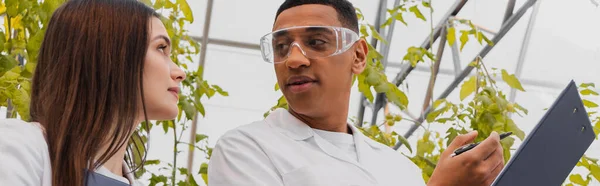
[29,0,158,185]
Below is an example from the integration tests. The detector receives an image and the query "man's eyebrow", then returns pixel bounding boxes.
[273,30,289,38]
[304,27,334,34]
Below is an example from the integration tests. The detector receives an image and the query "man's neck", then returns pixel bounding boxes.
[288,109,350,134]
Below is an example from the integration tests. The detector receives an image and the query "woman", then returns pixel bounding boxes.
[0,0,185,185]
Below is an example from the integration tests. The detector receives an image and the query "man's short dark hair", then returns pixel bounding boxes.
[275,0,359,33]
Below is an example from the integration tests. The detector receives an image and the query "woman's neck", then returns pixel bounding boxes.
[99,144,128,177]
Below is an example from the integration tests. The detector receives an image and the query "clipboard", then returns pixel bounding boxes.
[491,80,596,186]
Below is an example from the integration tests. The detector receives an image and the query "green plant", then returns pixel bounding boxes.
[0,0,63,121]
[0,0,225,185]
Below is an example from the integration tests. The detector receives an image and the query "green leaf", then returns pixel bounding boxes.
[162,121,169,133]
[583,99,599,108]
[195,101,206,116]
[360,25,369,38]
[153,0,166,9]
[409,6,426,21]
[368,25,387,44]
[501,69,525,91]
[476,32,483,44]
[212,85,229,96]
[499,136,515,162]
[422,1,431,8]
[181,99,195,120]
[426,108,444,123]
[0,55,19,76]
[386,83,409,109]
[357,73,374,102]
[198,162,209,184]
[381,17,394,28]
[447,27,456,46]
[195,134,208,143]
[590,164,600,183]
[460,76,477,101]
[481,33,494,46]
[445,128,459,146]
[580,83,595,88]
[178,167,189,175]
[569,174,587,185]
[355,8,364,21]
[514,103,529,115]
[417,133,435,156]
[393,12,408,26]
[581,89,599,96]
[506,119,526,140]
[433,99,445,109]
[397,135,413,153]
[144,159,161,165]
[149,174,168,186]
[177,0,194,22]
[5,0,19,16]
[459,31,469,51]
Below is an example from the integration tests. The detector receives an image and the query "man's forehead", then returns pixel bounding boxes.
[272,4,341,31]
[272,23,332,32]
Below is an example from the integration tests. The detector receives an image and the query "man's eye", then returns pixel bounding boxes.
[308,39,326,46]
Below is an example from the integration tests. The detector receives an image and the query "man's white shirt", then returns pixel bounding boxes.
[208,108,425,186]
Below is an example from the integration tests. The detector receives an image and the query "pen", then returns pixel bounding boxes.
[451,132,513,157]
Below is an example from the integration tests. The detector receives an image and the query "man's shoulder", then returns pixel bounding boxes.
[215,119,278,146]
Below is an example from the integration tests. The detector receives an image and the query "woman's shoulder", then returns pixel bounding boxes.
[0,118,46,142]
[0,119,51,185]
[0,118,49,159]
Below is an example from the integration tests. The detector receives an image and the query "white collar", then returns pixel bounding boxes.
[266,108,384,149]
[94,161,136,185]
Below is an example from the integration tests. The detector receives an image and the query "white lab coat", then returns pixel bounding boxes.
[208,108,426,186]
[0,119,139,186]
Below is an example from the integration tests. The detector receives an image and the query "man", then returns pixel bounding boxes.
[208,0,505,185]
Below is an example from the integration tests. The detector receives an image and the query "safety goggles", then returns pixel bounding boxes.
[259,26,360,64]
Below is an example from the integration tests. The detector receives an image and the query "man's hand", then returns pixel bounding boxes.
[428,131,505,186]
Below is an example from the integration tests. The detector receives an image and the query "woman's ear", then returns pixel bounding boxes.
[351,38,368,75]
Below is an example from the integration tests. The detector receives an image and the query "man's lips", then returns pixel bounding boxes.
[286,75,317,86]
[286,76,317,93]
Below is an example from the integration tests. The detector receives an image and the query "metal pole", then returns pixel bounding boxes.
[392,0,469,87]
[509,0,541,104]
[503,0,516,24]
[394,0,538,150]
[369,0,405,126]
[370,0,469,125]
[381,0,403,68]
[190,36,260,50]
[187,0,214,175]
[357,0,386,127]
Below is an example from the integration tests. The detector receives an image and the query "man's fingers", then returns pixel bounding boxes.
[468,131,500,160]
[484,159,504,186]
[447,131,478,151]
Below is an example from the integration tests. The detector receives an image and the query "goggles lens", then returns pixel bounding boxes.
[260,26,359,63]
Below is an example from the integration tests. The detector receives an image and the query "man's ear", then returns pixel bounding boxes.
[351,38,368,75]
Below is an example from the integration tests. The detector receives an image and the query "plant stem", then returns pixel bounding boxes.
[172,120,177,186]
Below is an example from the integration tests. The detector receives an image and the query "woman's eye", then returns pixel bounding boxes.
[158,45,168,53]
